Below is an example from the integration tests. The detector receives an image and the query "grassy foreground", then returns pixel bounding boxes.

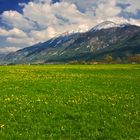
[0,64,139,140]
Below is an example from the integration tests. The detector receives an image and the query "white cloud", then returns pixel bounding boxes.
[0,28,27,38]
[129,18,140,26]
[0,10,35,30]
[95,0,122,19]
[0,46,21,54]
[0,28,8,36]
[22,1,93,28]
[63,0,140,15]
[23,2,57,28]
[20,1,96,42]
[118,0,140,14]
[61,0,99,11]
[6,37,36,46]
[30,24,90,43]
[30,27,57,42]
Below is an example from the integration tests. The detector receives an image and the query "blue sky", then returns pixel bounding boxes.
[0,0,28,14]
[0,0,60,13]
[0,0,140,53]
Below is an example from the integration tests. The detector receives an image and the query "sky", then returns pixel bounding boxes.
[0,0,140,54]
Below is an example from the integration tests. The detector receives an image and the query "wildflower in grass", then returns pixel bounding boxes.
[45,101,48,105]
[4,97,10,101]
[37,98,41,102]
[0,124,5,128]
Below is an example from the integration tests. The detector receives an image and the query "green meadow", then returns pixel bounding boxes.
[0,64,139,139]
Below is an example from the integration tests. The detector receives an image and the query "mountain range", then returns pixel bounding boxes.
[1,21,140,64]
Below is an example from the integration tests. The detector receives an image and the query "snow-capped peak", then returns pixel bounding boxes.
[56,27,89,38]
[91,21,129,31]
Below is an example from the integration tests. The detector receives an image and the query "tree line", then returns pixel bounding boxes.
[69,54,140,64]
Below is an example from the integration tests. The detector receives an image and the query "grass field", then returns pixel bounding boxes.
[0,64,139,140]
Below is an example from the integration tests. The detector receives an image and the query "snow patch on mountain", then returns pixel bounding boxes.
[90,21,130,31]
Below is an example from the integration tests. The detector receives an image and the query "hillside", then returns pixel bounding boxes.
[1,21,140,64]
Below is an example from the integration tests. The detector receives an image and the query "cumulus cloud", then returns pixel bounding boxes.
[118,0,140,14]
[95,0,122,19]
[0,46,21,54]
[6,37,36,46]
[29,27,57,42]
[61,0,99,12]
[129,18,140,26]
[0,28,27,38]
[0,10,35,30]
[22,1,94,29]
[63,0,140,15]
[23,2,58,29]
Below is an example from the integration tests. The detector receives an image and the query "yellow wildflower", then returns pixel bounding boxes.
[5,97,10,101]
[0,124,5,128]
